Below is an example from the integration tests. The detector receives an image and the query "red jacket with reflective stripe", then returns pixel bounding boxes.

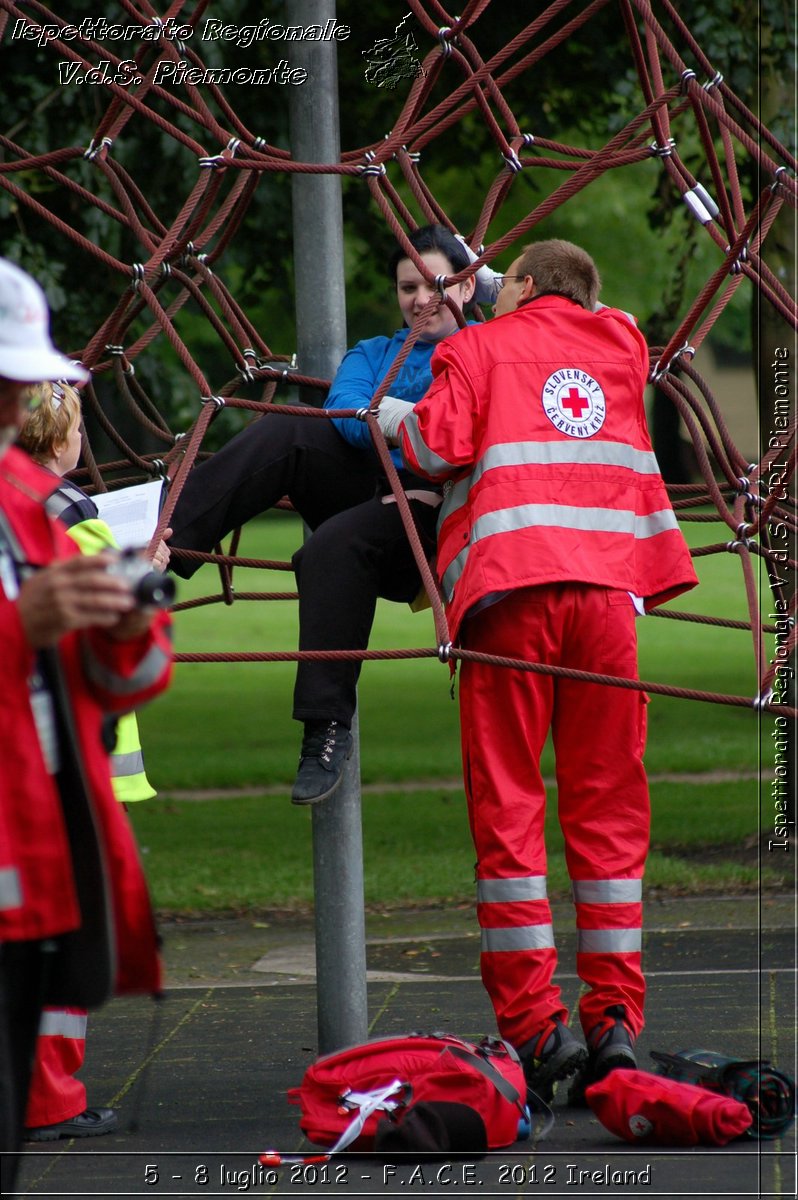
[399,295,698,639]
[0,448,171,995]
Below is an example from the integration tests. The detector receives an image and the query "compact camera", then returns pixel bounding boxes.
[107,549,175,609]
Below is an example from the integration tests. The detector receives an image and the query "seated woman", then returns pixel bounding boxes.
[167,225,477,803]
[290,226,476,802]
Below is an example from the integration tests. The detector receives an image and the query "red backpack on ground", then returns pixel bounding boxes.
[287,1032,531,1152]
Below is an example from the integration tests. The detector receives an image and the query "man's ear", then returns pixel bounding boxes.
[461,272,477,305]
[518,274,536,303]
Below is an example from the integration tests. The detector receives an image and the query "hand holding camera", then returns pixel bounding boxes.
[105,547,175,610]
[19,549,174,648]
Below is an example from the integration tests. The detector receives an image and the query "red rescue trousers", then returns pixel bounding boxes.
[458,583,649,1050]
[24,1008,87,1128]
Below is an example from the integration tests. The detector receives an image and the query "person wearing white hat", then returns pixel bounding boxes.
[0,258,173,1190]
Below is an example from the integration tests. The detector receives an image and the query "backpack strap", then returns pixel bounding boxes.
[446,1042,555,1140]
[446,1045,524,1111]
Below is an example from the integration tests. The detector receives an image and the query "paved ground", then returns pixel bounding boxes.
[13,896,796,1199]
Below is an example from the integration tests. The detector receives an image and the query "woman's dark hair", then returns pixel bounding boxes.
[388,223,471,282]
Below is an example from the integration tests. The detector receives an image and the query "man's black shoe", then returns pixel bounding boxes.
[568,1004,637,1105]
[291,719,353,805]
[25,1107,118,1142]
[519,1018,587,1104]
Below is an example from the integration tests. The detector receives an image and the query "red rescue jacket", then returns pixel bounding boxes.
[0,447,171,999]
[400,296,698,638]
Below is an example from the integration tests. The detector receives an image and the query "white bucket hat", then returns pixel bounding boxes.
[0,258,89,383]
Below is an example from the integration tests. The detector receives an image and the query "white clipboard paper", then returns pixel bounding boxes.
[92,480,165,550]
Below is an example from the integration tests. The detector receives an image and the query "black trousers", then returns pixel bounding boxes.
[169,413,380,578]
[0,941,52,1192]
[168,412,437,731]
[292,497,438,727]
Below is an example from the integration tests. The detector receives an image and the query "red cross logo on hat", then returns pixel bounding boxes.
[629,1113,654,1138]
[541,368,606,438]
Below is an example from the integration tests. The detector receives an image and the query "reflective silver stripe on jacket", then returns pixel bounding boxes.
[572,879,643,905]
[443,440,663,525]
[38,1010,88,1039]
[577,928,642,953]
[481,924,556,952]
[0,867,22,911]
[111,749,146,779]
[442,504,679,599]
[44,480,93,522]
[82,640,170,697]
[477,876,548,903]
[402,410,457,476]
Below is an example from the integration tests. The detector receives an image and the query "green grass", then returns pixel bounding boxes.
[129,778,786,916]
[130,509,782,912]
[140,511,768,788]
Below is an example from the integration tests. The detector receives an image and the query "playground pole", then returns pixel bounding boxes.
[287,0,369,1053]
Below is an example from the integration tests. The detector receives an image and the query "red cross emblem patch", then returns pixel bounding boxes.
[541,369,606,437]
[628,1114,654,1138]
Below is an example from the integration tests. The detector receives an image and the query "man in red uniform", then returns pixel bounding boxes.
[382,240,698,1101]
[0,258,173,1189]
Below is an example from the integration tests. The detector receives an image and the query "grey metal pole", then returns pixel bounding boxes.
[287,0,369,1053]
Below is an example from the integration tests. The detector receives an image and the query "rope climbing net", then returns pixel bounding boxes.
[0,0,795,720]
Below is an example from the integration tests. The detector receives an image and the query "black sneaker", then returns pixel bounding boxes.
[291,720,353,805]
[519,1018,587,1103]
[25,1107,118,1142]
[568,1004,637,1105]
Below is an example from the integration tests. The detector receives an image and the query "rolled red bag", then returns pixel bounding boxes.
[586,1069,753,1146]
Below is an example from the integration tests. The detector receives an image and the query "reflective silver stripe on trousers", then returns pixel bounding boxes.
[0,867,22,911]
[402,411,457,477]
[577,929,642,953]
[572,879,643,904]
[82,641,170,696]
[38,1010,88,1039]
[443,440,663,525]
[111,749,146,779]
[481,924,556,952]
[477,876,548,903]
[442,504,679,598]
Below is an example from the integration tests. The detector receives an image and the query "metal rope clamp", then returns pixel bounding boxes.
[736,477,762,507]
[201,395,226,410]
[726,242,749,275]
[84,136,113,161]
[502,148,523,173]
[726,522,753,552]
[437,26,455,56]
[438,642,453,663]
[650,341,695,382]
[684,183,719,225]
[359,151,387,177]
[771,166,790,194]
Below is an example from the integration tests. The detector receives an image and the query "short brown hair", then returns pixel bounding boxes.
[17,381,81,463]
[516,239,600,310]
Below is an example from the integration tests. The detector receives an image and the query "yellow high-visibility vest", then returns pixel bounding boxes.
[65,517,157,803]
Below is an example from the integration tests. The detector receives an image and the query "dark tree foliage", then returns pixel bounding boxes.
[0,1,789,457]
